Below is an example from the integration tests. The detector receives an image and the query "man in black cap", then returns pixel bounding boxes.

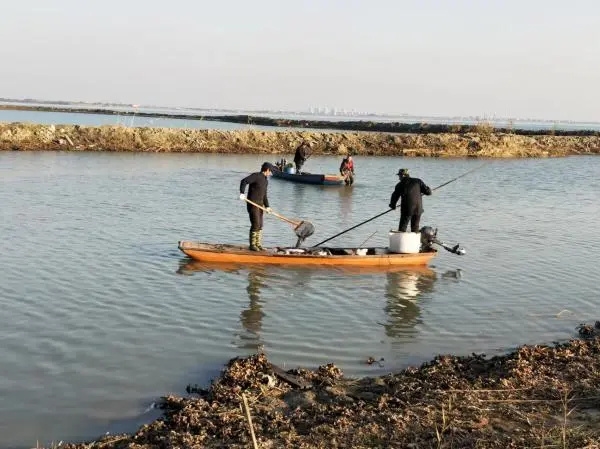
[388,168,432,232]
[240,162,273,251]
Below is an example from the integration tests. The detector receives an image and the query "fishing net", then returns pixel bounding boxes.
[295,221,314,239]
[293,221,315,247]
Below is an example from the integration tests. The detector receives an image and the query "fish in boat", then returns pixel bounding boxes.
[178,241,437,266]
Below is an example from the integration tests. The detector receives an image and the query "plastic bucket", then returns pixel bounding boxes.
[388,231,421,254]
[284,166,296,174]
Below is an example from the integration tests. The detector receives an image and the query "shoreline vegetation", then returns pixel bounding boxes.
[1,109,600,157]
[57,330,600,449]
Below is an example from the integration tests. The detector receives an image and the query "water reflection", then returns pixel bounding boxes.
[176,259,240,275]
[177,260,270,351]
[239,267,267,351]
[177,259,438,351]
[337,185,354,219]
[441,268,463,280]
[290,182,308,206]
[383,268,437,339]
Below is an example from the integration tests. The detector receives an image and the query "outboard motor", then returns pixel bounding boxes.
[419,226,465,255]
[420,226,438,251]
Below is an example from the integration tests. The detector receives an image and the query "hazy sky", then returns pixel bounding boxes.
[2,0,599,121]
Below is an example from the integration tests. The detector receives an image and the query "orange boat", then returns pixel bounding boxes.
[178,241,437,267]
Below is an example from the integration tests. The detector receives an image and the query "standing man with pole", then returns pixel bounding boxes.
[240,163,273,251]
[388,168,432,232]
[293,141,311,173]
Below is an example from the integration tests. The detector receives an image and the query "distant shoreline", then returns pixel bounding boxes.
[1,104,600,136]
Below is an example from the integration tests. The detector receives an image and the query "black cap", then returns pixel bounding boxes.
[397,168,409,177]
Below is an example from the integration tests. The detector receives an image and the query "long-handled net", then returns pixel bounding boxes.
[244,198,314,247]
[293,221,315,247]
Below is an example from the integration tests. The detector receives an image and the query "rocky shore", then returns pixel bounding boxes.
[2,122,600,157]
[60,329,600,449]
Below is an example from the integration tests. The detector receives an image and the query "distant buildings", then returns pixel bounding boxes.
[306,106,374,117]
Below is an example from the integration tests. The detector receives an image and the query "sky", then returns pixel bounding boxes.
[1,0,599,121]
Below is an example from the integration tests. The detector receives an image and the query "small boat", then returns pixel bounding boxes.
[178,241,437,267]
[270,163,349,186]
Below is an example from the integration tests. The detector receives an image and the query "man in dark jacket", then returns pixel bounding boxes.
[293,142,311,172]
[389,168,432,232]
[240,162,272,251]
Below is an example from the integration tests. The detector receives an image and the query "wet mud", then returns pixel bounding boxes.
[63,327,600,448]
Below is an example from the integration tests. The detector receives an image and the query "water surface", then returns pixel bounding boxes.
[1,152,599,448]
[3,107,600,132]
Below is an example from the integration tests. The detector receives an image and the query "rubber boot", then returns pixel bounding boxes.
[249,230,259,251]
[255,229,264,251]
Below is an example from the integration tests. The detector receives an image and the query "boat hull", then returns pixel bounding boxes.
[271,168,347,185]
[178,241,437,267]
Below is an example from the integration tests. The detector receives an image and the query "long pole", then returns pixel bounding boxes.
[358,230,378,247]
[242,393,258,449]
[431,161,489,192]
[312,209,393,247]
[244,197,300,226]
[311,162,489,248]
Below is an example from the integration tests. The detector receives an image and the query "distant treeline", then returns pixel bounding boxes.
[1,104,599,136]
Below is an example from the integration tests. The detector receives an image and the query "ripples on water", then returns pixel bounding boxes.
[0,151,599,447]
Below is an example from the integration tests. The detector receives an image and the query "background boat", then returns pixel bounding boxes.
[271,164,348,185]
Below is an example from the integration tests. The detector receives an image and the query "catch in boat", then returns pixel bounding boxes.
[270,159,350,186]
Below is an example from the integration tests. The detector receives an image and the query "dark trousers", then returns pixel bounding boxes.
[247,204,264,231]
[295,160,304,172]
[399,212,421,233]
[342,170,354,185]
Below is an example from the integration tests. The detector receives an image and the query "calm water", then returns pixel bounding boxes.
[0,109,272,131]
[1,151,599,448]
[3,107,600,132]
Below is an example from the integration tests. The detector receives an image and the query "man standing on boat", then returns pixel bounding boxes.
[293,141,311,173]
[240,162,273,251]
[388,168,432,232]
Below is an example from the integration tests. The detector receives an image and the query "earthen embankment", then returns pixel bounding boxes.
[2,122,600,157]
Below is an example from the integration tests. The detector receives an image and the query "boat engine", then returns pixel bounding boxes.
[419,226,465,255]
[420,226,438,250]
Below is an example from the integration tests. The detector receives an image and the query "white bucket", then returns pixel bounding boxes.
[389,231,421,254]
[284,166,296,174]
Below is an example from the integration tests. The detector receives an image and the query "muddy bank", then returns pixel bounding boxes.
[2,122,600,157]
[60,330,600,449]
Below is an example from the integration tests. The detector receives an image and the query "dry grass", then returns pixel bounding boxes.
[49,332,600,449]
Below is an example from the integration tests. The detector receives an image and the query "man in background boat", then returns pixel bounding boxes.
[293,141,311,173]
[339,155,355,185]
[240,163,273,251]
[388,168,432,232]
